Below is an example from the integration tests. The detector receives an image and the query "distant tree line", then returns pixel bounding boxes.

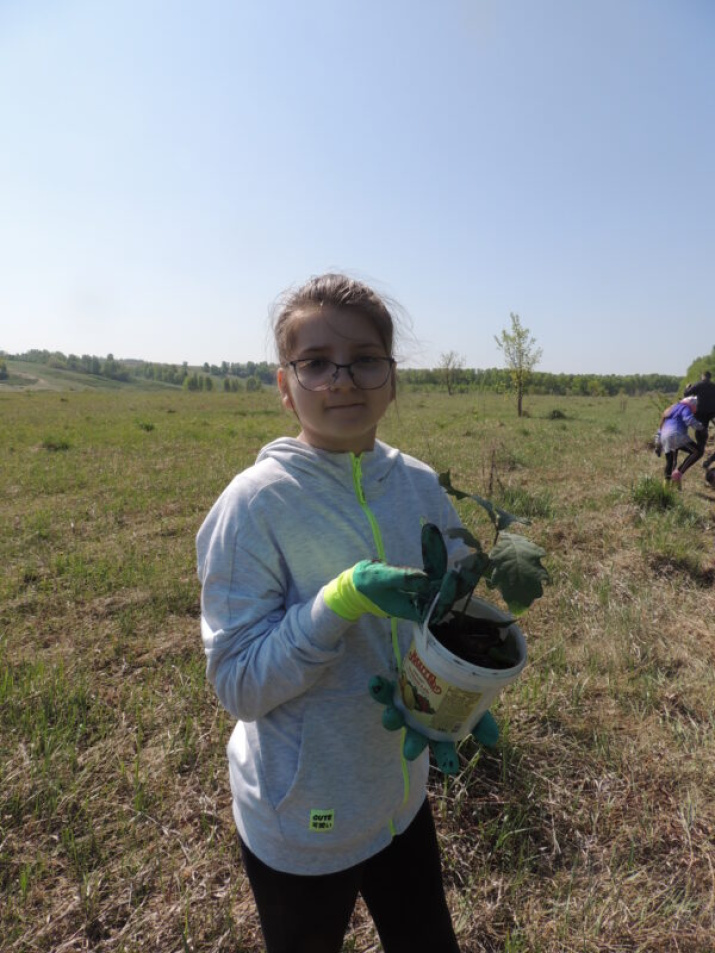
[683,345,715,389]
[3,348,683,397]
[136,361,190,386]
[399,367,681,397]
[7,349,136,382]
[201,361,275,384]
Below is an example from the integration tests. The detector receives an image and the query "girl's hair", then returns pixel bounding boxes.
[272,273,397,363]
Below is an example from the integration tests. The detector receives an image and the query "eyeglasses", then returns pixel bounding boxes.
[284,357,395,391]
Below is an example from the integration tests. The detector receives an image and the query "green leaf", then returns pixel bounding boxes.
[438,470,471,500]
[421,523,448,582]
[454,550,490,591]
[487,532,549,616]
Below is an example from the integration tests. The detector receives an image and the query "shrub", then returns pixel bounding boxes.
[632,475,676,511]
[41,437,71,452]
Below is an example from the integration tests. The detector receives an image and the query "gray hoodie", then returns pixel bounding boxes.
[196,437,467,875]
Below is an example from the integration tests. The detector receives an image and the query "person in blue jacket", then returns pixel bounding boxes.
[656,396,704,485]
[197,274,492,953]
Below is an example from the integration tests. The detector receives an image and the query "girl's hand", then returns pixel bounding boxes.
[324,560,432,622]
[323,522,461,624]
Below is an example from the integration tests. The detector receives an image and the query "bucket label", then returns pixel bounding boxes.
[430,686,484,733]
[400,645,483,735]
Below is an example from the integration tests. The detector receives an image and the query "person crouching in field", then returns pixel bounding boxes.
[656,396,704,487]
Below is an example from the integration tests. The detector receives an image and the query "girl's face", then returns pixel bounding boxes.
[277,307,396,454]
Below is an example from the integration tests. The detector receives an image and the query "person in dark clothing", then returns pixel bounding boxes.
[675,370,715,477]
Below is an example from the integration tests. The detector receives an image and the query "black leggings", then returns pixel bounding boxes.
[665,442,697,478]
[677,426,708,475]
[239,798,461,953]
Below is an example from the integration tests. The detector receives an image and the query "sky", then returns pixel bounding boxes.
[1,0,713,376]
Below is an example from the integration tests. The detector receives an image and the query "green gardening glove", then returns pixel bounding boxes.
[471,709,500,747]
[369,676,499,776]
[323,523,467,625]
[324,560,433,622]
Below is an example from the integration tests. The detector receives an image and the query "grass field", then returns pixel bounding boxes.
[1,386,714,952]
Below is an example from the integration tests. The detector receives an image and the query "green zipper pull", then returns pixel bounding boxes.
[352,453,366,505]
[351,455,386,561]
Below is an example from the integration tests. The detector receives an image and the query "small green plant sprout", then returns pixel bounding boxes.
[437,470,550,620]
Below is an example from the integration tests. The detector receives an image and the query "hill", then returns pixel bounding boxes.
[0,352,276,392]
[0,359,183,392]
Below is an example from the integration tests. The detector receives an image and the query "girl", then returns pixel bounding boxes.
[197,274,472,953]
[657,395,703,485]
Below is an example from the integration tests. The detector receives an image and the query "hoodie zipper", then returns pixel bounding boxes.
[350,453,401,663]
[351,455,385,553]
[351,453,410,814]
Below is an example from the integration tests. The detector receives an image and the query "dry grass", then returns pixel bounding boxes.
[1,387,714,952]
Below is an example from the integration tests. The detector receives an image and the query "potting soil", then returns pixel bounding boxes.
[429,616,517,669]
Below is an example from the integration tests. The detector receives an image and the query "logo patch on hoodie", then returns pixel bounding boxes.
[309,809,335,832]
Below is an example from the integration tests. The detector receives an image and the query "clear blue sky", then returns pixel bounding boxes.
[1,0,713,375]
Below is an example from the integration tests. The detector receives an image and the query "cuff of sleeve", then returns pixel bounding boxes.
[323,569,387,620]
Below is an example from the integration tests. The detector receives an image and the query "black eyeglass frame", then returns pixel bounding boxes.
[284,357,396,392]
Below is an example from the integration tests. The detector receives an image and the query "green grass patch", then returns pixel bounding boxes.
[632,474,678,510]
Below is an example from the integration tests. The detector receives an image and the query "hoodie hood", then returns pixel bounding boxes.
[255,437,401,494]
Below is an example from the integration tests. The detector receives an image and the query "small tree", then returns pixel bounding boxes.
[495,313,542,417]
[438,351,465,396]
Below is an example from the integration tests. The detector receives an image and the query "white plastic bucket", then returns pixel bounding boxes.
[395,596,527,742]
